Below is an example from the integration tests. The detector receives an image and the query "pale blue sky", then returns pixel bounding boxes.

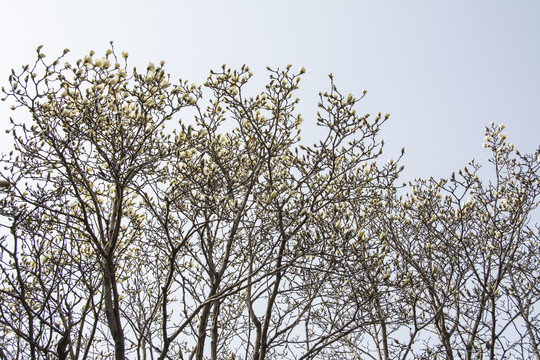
[1,1,539,180]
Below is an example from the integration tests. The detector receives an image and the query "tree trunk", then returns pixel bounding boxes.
[103,258,125,360]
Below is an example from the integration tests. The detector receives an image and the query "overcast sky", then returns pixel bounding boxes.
[1,0,539,181]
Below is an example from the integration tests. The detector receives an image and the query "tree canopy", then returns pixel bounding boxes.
[0,45,539,360]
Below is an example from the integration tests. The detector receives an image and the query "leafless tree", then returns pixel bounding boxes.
[1,45,538,360]
[363,124,540,360]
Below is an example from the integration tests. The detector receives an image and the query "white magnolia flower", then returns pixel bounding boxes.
[364,165,371,175]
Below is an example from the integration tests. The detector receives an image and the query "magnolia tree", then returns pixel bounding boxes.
[348,124,540,360]
[0,45,538,360]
